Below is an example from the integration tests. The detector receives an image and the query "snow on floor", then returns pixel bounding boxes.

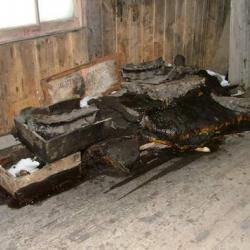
[8,158,40,177]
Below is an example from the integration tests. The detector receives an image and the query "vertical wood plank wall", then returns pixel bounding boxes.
[0,29,89,135]
[0,0,231,135]
[230,0,250,88]
[87,0,230,71]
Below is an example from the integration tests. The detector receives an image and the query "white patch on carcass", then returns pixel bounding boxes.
[8,158,40,177]
[80,96,97,108]
[206,70,230,87]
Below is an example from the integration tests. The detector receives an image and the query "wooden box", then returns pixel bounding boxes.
[14,99,110,162]
[41,54,121,105]
[0,141,81,200]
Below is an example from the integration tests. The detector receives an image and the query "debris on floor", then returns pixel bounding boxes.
[0,138,81,202]
[15,98,110,162]
[1,56,250,204]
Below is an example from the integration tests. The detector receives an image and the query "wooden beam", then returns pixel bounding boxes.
[229,0,250,89]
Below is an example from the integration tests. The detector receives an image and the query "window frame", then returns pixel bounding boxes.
[0,0,84,44]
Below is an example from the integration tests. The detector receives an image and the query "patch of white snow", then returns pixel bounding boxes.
[8,158,40,177]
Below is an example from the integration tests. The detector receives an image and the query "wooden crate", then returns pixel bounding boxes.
[15,118,108,163]
[14,99,110,162]
[0,140,81,200]
[41,54,121,105]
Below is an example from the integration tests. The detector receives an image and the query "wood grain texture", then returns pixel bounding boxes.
[0,152,81,198]
[102,0,116,56]
[88,0,230,71]
[153,0,165,59]
[86,0,103,59]
[230,0,250,88]
[0,28,89,135]
[0,0,231,135]
[128,0,142,63]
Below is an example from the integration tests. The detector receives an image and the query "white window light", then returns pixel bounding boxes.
[0,0,76,29]
[0,0,83,44]
[0,0,37,29]
[38,0,74,22]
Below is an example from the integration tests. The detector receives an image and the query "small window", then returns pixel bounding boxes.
[38,0,74,22]
[0,0,37,29]
[0,0,83,44]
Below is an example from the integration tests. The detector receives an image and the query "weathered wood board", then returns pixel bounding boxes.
[0,28,89,135]
[41,72,85,105]
[14,99,111,162]
[0,136,32,168]
[81,55,121,97]
[0,0,231,136]
[0,151,81,200]
[41,54,121,105]
[229,0,250,89]
[87,0,230,72]
[0,134,21,151]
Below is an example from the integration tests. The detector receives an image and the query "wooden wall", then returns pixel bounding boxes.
[0,29,89,135]
[87,0,230,72]
[230,0,250,89]
[0,0,231,135]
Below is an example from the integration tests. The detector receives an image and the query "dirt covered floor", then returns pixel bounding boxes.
[0,131,250,250]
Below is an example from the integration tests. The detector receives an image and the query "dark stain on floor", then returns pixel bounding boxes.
[118,154,202,200]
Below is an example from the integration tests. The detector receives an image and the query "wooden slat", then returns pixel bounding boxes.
[142,0,154,62]
[173,0,185,58]
[192,0,206,67]
[164,0,176,63]
[153,0,165,59]
[128,0,142,63]
[116,0,130,64]
[230,0,250,88]
[0,29,89,135]
[183,0,196,66]
[14,40,42,101]
[102,0,116,56]
[36,36,58,78]
[86,0,103,59]
[69,29,89,67]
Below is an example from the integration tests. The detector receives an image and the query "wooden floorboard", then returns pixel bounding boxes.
[0,132,250,250]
